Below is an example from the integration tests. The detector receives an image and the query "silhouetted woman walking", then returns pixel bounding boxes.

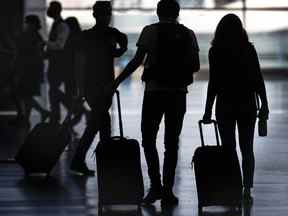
[202,14,269,203]
[15,15,51,126]
[63,17,90,136]
[64,16,81,108]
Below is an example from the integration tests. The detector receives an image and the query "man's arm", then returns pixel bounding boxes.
[189,30,200,73]
[113,47,146,90]
[191,50,200,73]
[46,22,69,50]
[74,50,85,98]
[113,31,128,58]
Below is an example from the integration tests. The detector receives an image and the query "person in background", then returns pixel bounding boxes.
[14,15,51,126]
[46,1,70,124]
[64,16,81,109]
[0,25,18,121]
[202,14,269,203]
[70,1,127,175]
[63,16,89,137]
[113,0,200,206]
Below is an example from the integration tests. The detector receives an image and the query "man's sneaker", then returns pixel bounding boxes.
[161,190,179,206]
[142,187,162,205]
[243,188,253,205]
[70,161,95,176]
[41,110,52,122]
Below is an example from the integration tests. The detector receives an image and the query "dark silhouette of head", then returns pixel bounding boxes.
[65,17,81,34]
[212,13,249,47]
[92,1,112,26]
[25,15,41,31]
[157,0,180,21]
[47,1,62,19]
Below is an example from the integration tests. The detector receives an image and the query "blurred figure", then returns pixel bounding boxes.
[14,15,50,126]
[0,28,17,112]
[46,1,70,123]
[113,0,200,206]
[63,16,81,110]
[0,32,16,89]
[64,17,89,136]
[70,1,127,175]
[202,14,269,203]
[64,17,81,99]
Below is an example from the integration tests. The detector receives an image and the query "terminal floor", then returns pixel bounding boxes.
[0,75,288,216]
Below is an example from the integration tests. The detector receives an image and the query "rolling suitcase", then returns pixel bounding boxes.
[15,115,71,176]
[192,120,243,213]
[95,90,144,215]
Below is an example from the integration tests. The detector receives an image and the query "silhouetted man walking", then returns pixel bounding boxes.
[113,0,200,206]
[70,1,127,175]
[46,1,70,123]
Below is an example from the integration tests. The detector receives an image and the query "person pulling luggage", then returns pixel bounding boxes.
[70,1,128,176]
[113,0,200,206]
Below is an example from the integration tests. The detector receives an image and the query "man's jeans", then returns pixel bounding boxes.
[141,91,186,191]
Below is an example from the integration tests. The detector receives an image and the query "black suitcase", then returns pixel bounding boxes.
[15,115,71,176]
[192,120,243,213]
[96,90,144,214]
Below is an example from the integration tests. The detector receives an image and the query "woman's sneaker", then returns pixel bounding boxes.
[142,187,162,205]
[243,188,253,205]
[70,161,95,176]
[161,190,179,206]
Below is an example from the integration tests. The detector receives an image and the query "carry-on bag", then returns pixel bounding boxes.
[192,120,243,213]
[15,115,71,176]
[95,90,144,214]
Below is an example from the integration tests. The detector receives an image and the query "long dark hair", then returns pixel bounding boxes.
[25,15,41,30]
[211,14,249,47]
[65,17,81,34]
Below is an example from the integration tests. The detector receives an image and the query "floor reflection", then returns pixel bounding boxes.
[1,75,288,215]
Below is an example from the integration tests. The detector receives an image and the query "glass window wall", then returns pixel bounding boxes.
[42,0,288,70]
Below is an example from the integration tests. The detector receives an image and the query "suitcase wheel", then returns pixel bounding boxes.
[198,205,203,215]
[137,205,143,216]
[237,204,242,212]
[98,202,103,216]
[44,173,51,180]
[98,207,103,216]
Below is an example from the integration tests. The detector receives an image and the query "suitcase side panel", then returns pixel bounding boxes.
[193,146,243,207]
[15,122,71,174]
[96,137,144,205]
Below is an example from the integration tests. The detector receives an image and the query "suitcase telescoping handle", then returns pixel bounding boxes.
[198,119,220,147]
[115,90,124,138]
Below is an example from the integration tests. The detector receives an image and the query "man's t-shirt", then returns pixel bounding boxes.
[47,19,70,79]
[47,19,70,51]
[80,26,126,90]
[137,21,199,91]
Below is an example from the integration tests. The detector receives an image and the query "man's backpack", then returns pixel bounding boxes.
[142,23,199,88]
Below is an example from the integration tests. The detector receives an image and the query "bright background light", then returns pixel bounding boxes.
[42,0,288,69]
